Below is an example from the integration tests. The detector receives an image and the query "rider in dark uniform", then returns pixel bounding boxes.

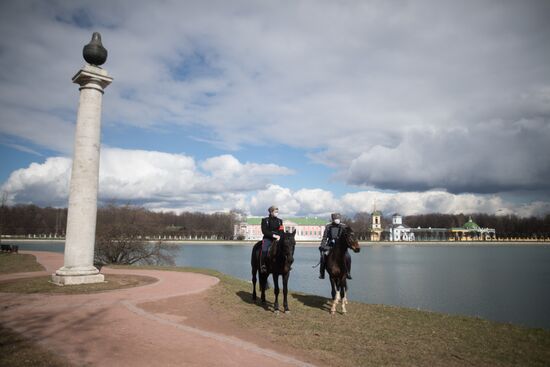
[318,213,352,280]
[260,205,284,273]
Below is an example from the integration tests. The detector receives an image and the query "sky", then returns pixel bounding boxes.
[1,0,549,218]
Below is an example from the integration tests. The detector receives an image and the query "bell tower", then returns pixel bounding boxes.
[370,206,383,241]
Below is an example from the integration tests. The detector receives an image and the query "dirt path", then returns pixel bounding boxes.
[0,251,317,367]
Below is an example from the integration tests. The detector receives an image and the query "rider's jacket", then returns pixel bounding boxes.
[261,215,284,239]
[320,222,346,249]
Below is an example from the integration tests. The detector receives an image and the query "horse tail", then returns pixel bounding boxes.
[251,241,261,272]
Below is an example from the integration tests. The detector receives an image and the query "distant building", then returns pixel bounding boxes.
[370,210,383,241]
[410,216,496,242]
[450,217,496,241]
[234,217,327,241]
[386,214,414,241]
[411,227,450,241]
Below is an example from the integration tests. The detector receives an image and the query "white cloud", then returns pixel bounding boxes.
[293,188,340,216]
[1,148,292,209]
[2,157,71,206]
[247,187,548,218]
[3,152,548,217]
[249,185,300,217]
[341,190,516,217]
[200,154,294,192]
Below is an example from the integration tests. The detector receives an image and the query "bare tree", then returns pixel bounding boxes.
[0,191,7,244]
[94,204,177,266]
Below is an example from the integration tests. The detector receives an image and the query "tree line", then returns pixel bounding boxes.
[0,203,239,240]
[1,203,549,240]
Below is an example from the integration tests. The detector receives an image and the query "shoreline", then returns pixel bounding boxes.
[3,238,550,247]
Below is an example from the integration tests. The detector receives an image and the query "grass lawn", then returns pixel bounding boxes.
[0,253,45,273]
[0,274,157,294]
[132,265,550,367]
[1,253,549,366]
[0,324,71,367]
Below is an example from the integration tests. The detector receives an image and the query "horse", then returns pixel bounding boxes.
[251,230,296,313]
[324,226,360,314]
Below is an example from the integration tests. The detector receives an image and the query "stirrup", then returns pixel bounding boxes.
[260,265,267,274]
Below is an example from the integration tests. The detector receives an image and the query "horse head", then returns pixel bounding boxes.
[281,229,296,258]
[342,226,360,253]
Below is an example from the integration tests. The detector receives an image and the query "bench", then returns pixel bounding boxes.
[0,244,19,253]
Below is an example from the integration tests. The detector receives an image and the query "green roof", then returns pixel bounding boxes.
[246,217,327,225]
[462,217,480,230]
[450,217,481,231]
[372,210,382,216]
[246,217,262,225]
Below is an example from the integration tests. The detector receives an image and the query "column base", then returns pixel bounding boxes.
[51,266,105,285]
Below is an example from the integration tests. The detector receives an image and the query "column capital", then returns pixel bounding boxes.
[72,64,113,92]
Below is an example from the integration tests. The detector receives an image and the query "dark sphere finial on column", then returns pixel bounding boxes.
[83,32,108,66]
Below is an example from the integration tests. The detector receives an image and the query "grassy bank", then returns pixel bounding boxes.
[132,265,550,367]
[0,253,45,274]
[1,253,549,366]
[0,325,71,367]
[0,274,157,294]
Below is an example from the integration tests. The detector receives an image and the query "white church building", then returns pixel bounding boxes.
[387,213,415,242]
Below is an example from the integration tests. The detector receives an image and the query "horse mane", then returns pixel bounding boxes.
[274,231,294,262]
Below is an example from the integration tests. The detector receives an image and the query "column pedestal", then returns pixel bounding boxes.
[52,267,104,285]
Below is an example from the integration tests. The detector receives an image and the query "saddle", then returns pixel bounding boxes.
[257,239,278,260]
[269,239,278,258]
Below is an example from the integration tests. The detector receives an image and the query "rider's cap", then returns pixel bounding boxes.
[331,213,341,221]
[268,205,278,213]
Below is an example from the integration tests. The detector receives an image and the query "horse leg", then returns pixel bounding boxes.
[252,269,257,301]
[252,246,260,301]
[343,281,349,305]
[332,289,341,315]
[260,273,267,304]
[341,280,347,314]
[283,272,290,313]
[273,273,280,313]
[330,278,338,315]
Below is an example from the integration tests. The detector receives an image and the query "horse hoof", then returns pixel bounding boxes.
[274,310,280,315]
[284,310,290,314]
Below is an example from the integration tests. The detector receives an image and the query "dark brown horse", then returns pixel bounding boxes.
[324,226,360,314]
[251,230,296,313]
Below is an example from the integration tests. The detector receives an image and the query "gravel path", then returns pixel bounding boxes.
[0,251,316,367]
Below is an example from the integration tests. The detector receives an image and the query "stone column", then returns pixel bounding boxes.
[52,63,112,285]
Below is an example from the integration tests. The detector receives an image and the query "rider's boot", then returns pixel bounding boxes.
[260,252,267,274]
[319,255,325,279]
[346,272,352,280]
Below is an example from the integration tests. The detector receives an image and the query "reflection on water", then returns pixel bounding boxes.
[14,241,550,329]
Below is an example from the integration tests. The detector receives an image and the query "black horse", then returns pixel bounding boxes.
[251,230,296,313]
[324,226,360,314]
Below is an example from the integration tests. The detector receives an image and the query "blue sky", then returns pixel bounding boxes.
[1,1,549,218]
